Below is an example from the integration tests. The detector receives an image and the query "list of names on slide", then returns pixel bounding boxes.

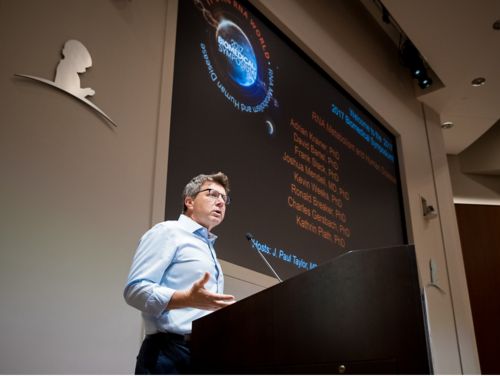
[282,113,351,249]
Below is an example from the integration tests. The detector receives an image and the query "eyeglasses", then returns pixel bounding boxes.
[196,188,231,205]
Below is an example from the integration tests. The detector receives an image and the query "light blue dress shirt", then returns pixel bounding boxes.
[124,214,224,335]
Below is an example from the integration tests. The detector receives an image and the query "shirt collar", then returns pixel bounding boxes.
[178,214,218,244]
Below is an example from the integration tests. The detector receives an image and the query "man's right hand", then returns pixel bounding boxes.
[167,272,236,311]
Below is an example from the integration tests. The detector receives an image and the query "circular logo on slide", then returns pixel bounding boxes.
[216,20,258,88]
[195,0,275,114]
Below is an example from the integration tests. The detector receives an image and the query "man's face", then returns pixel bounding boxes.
[185,181,227,231]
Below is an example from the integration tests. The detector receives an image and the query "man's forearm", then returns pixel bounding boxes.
[166,290,191,309]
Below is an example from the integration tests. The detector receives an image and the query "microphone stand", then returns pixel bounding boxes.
[245,233,282,282]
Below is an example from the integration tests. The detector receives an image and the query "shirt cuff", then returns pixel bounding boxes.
[145,286,176,318]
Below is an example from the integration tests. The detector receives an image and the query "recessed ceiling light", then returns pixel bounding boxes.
[441,121,454,129]
[493,20,500,30]
[471,77,486,87]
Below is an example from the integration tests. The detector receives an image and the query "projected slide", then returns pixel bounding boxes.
[165,0,406,280]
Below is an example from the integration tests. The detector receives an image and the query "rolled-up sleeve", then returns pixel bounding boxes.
[124,223,177,318]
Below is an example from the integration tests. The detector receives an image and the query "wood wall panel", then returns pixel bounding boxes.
[455,204,500,374]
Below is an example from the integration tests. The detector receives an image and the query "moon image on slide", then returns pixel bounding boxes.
[265,120,275,136]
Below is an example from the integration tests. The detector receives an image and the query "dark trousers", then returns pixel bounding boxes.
[135,332,191,375]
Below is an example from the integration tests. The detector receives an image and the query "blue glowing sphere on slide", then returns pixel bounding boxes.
[216,19,258,87]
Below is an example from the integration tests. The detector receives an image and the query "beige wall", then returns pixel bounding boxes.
[458,120,500,175]
[0,0,479,373]
[0,0,169,373]
[448,155,500,205]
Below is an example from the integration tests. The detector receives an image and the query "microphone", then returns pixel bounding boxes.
[245,233,282,282]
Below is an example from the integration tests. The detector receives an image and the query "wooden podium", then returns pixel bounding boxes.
[191,245,431,374]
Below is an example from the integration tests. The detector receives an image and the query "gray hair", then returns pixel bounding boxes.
[182,172,230,213]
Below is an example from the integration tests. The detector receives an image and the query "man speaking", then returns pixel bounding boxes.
[124,172,235,374]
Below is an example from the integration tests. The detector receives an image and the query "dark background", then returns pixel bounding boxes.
[165,0,406,280]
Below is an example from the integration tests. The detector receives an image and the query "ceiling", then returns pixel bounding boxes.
[365,0,500,155]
